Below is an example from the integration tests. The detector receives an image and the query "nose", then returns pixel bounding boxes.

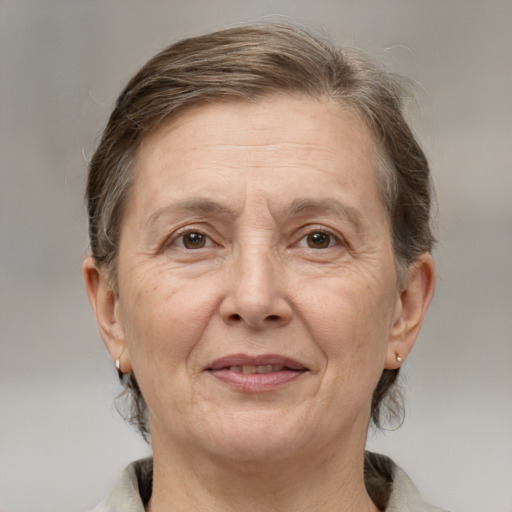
[219,245,293,329]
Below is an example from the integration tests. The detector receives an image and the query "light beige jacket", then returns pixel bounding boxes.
[89,456,448,512]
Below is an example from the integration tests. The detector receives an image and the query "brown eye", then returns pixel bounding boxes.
[180,232,208,249]
[306,231,334,249]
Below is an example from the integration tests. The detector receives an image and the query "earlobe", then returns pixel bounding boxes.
[385,254,435,369]
[82,257,132,374]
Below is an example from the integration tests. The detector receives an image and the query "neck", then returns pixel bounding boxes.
[147,436,380,512]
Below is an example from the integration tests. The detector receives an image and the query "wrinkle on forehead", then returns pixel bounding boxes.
[130,95,385,234]
[139,94,374,154]
[137,132,376,190]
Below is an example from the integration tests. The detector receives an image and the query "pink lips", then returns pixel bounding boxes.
[207,354,308,392]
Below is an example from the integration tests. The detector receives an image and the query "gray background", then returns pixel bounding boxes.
[1,1,511,511]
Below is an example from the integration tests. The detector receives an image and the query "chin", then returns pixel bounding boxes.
[193,409,319,464]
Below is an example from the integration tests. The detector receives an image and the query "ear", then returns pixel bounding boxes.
[385,253,436,369]
[82,257,132,374]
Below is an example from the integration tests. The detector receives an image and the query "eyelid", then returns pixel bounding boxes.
[294,225,346,248]
[161,224,345,251]
[164,226,219,250]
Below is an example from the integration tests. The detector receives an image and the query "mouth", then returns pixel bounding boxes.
[208,354,307,372]
[225,364,292,374]
[207,354,308,392]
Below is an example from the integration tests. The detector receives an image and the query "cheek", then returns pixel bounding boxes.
[297,277,395,367]
[119,270,218,371]
[313,295,393,414]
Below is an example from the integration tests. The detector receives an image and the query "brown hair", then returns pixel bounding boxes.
[86,23,434,440]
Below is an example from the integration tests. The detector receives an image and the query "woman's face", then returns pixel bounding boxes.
[99,96,418,462]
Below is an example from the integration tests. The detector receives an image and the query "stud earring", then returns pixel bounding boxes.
[396,354,403,363]
[115,358,123,379]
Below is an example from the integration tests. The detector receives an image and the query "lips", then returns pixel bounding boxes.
[208,354,307,372]
[207,354,308,392]
[228,364,285,374]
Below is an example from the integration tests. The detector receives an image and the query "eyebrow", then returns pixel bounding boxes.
[284,198,365,235]
[144,197,365,236]
[145,198,234,229]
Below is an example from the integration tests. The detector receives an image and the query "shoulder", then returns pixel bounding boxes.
[87,458,153,512]
[364,452,449,512]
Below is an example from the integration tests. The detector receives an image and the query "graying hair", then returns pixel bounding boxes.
[86,22,434,440]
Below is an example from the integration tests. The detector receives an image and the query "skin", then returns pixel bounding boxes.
[84,95,435,512]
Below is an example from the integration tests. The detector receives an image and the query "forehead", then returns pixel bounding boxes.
[141,95,376,153]
[129,95,385,221]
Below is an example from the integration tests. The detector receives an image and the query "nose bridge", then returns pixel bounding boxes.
[222,238,291,328]
[238,241,276,299]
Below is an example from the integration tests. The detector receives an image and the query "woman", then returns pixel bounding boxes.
[83,23,445,512]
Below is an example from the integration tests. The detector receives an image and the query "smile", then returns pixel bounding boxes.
[228,364,287,374]
[207,354,308,392]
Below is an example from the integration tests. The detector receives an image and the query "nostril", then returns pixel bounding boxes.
[228,313,280,324]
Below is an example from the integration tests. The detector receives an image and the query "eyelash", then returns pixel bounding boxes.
[165,226,345,251]
[295,227,343,250]
[168,229,217,250]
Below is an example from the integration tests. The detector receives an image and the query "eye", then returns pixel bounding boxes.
[174,231,213,250]
[298,230,339,249]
